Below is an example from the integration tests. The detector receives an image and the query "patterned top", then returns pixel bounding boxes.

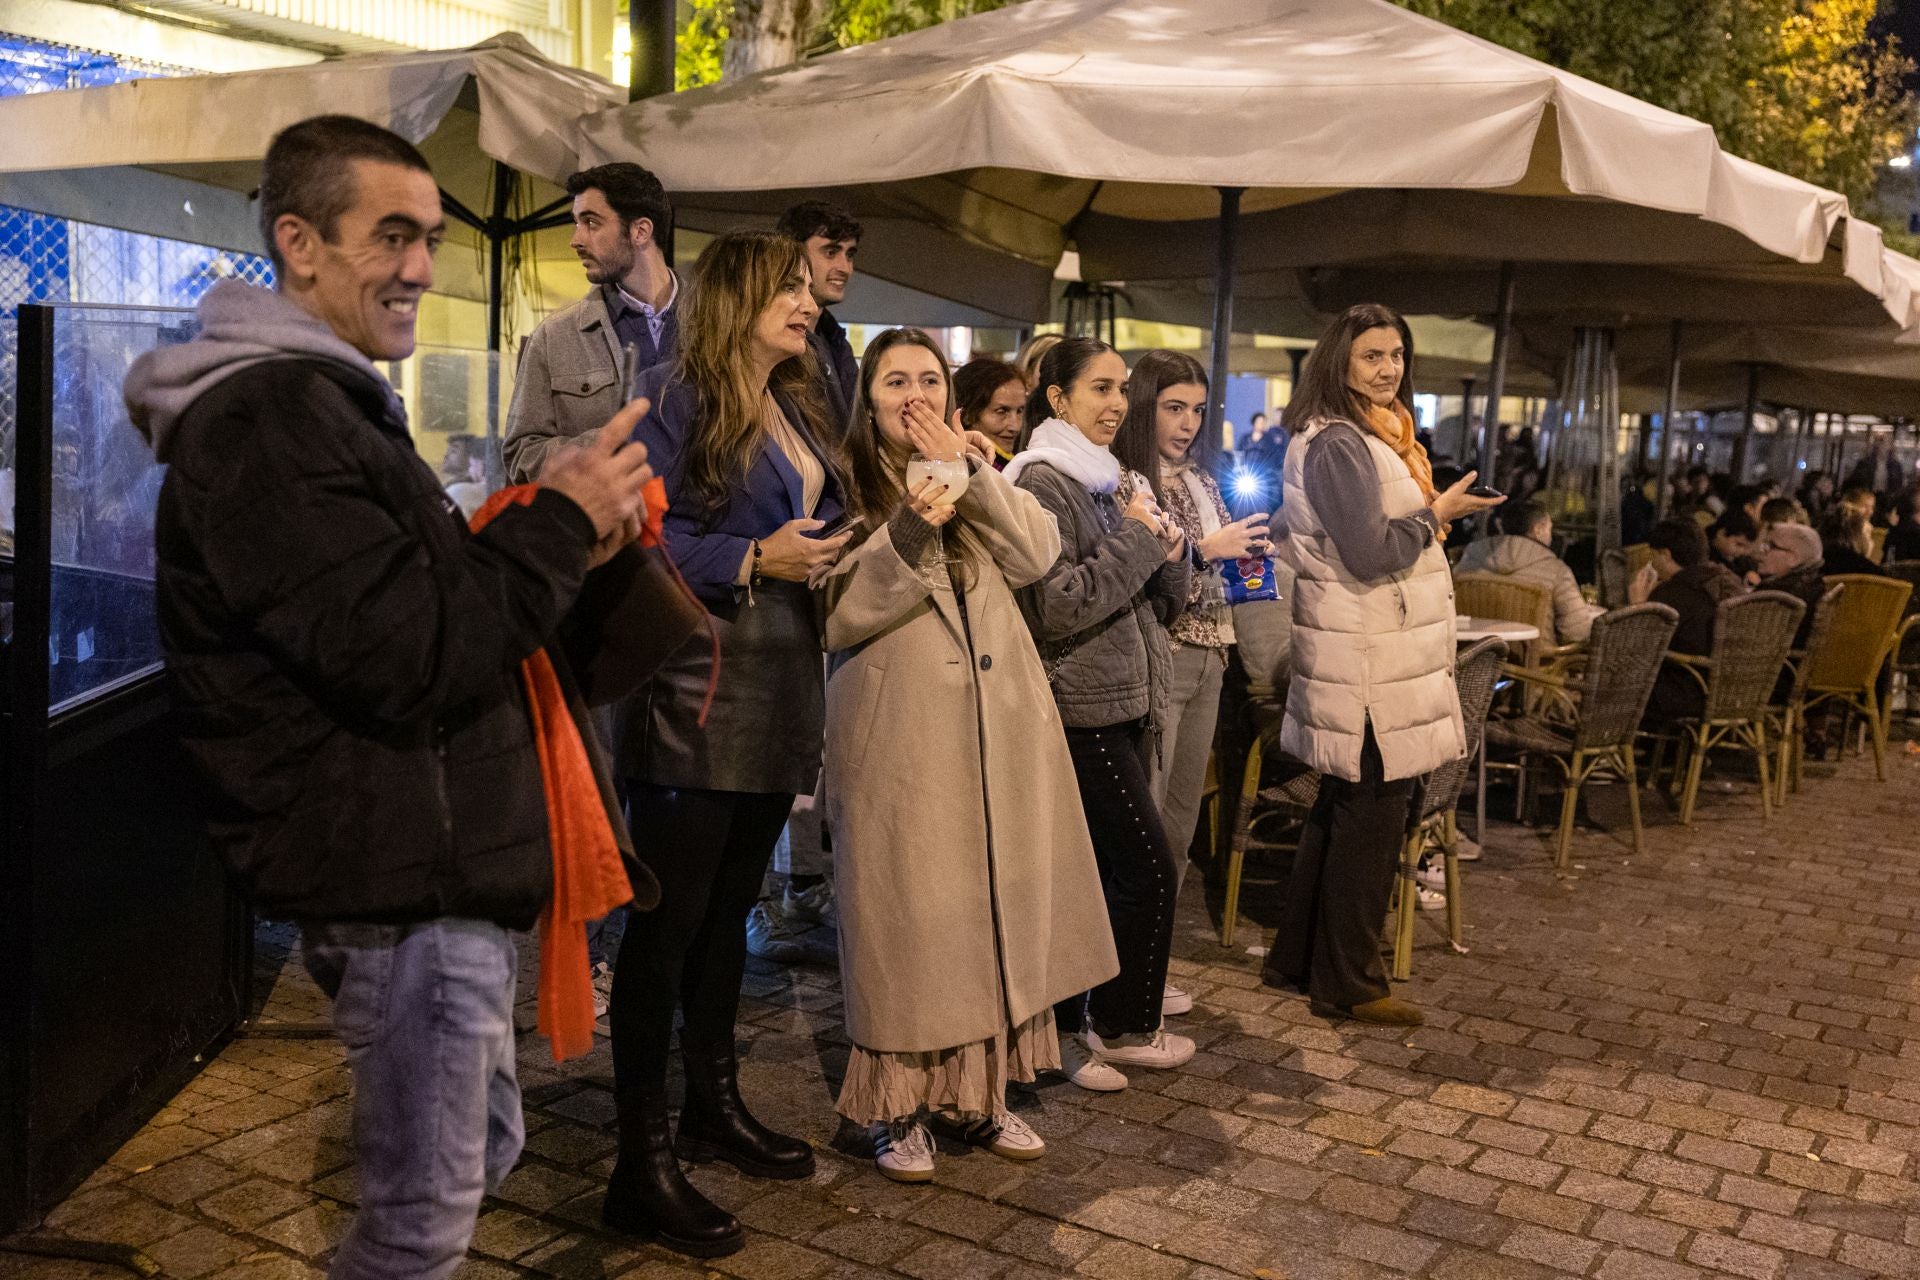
[1148,462,1235,650]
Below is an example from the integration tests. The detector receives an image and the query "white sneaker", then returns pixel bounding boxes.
[1415,861,1447,892]
[873,1116,935,1183]
[1454,833,1482,861]
[745,902,806,964]
[1056,1032,1128,1092]
[1161,983,1194,1017]
[590,962,614,1020]
[962,1111,1046,1161]
[1416,885,1447,912]
[1087,1028,1196,1071]
[781,878,835,926]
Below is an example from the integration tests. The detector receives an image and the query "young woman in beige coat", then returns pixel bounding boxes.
[816,328,1119,1184]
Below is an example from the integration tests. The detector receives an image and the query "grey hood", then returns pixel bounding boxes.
[124,280,400,463]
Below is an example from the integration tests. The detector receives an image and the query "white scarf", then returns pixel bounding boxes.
[1003,417,1122,494]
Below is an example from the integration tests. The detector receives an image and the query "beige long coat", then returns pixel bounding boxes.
[819,460,1120,1054]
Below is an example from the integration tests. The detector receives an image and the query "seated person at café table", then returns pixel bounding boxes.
[1706,509,1759,579]
[1752,522,1825,648]
[1631,518,1745,727]
[1453,499,1603,645]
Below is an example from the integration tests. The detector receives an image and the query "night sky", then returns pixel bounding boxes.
[1889,1,1920,90]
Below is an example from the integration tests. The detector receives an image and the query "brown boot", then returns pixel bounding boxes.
[1316,996,1425,1026]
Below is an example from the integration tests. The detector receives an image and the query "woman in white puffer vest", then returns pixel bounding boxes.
[1262,305,1502,1026]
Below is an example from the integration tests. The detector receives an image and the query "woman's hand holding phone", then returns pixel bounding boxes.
[1431,470,1505,525]
[1200,512,1271,563]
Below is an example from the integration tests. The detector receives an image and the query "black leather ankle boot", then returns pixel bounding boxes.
[603,1086,744,1258]
[675,1037,816,1180]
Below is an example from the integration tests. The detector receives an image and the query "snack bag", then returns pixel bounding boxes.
[1222,552,1278,604]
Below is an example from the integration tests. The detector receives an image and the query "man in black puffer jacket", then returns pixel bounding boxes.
[124,116,656,1280]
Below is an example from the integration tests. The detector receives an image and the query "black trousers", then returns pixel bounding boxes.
[1263,726,1420,1011]
[1055,721,1178,1038]
[609,785,794,1090]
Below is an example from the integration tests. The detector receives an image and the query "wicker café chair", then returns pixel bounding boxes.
[1484,605,1679,868]
[1770,582,1844,806]
[1454,573,1555,654]
[1219,700,1320,949]
[1654,592,1805,825]
[1390,638,1506,980]
[1878,561,1920,727]
[1453,573,1580,717]
[1804,574,1912,782]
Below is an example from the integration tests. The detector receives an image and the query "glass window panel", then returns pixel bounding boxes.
[47,303,196,711]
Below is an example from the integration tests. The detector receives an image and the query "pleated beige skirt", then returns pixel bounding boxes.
[835,1009,1060,1126]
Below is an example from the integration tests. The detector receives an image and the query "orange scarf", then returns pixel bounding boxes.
[1363,401,1438,505]
[469,478,667,1063]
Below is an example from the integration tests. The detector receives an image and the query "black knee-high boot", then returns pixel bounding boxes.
[603,1085,744,1258]
[675,1037,815,1180]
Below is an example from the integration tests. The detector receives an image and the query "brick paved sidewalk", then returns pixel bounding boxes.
[8,736,1920,1280]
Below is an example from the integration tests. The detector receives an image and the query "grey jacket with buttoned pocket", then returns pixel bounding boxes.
[1013,462,1190,736]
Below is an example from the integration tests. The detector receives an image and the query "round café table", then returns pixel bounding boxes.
[1457,617,1540,646]
[1456,617,1540,841]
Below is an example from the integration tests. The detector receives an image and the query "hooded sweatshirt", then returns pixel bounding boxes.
[1454,532,1603,645]
[126,280,407,459]
[123,281,617,927]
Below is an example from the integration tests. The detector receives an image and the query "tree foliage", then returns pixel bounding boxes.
[670,0,1916,231]
[1397,0,1917,215]
[673,0,1017,87]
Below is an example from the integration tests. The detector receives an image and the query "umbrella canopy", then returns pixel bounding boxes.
[0,34,622,309]
[574,0,1901,329]
[1518,251,1920,419]
[1569,322,1920,420]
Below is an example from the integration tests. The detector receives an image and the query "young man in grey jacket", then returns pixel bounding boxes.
[503,163,678,484]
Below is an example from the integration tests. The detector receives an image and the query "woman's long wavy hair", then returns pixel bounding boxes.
[1113,349,1211,503]
[842,327,987,582]
[1284,303,1417,433]
[672,230,836,511]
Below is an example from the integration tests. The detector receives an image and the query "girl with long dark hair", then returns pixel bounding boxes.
[1262,304,1496,1025]
[1111,351,1270,1012]
[605,231,851,1257]
[816,327,1118,1182]
[1007,337,1195,1091]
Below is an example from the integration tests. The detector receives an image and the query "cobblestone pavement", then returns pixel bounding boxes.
[9,735,1920,1280]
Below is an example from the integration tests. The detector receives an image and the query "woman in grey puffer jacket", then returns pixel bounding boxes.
[1008,338,1194,1092]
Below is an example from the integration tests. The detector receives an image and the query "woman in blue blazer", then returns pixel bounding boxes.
[604,231,849,1257]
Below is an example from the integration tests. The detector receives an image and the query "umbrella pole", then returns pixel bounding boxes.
[629,0,675,101]
[1208,187,1244,440]
[1478,261,1516,488]
[1656,320,1682,517]
[1734,362,1761,481]
[485,161,515,489]
[1460,377,1476,461]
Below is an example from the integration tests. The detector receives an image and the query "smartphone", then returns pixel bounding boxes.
[1466,484,1505,500]
[812,514,863,539]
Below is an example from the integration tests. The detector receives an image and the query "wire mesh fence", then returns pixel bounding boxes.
[0,31,276,491]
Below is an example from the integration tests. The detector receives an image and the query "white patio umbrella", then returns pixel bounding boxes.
[573,0,1904,483]
[0,34,623,342]
[1518,250,1920,505]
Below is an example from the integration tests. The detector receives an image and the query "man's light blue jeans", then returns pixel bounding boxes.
[302,919,522,1280]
